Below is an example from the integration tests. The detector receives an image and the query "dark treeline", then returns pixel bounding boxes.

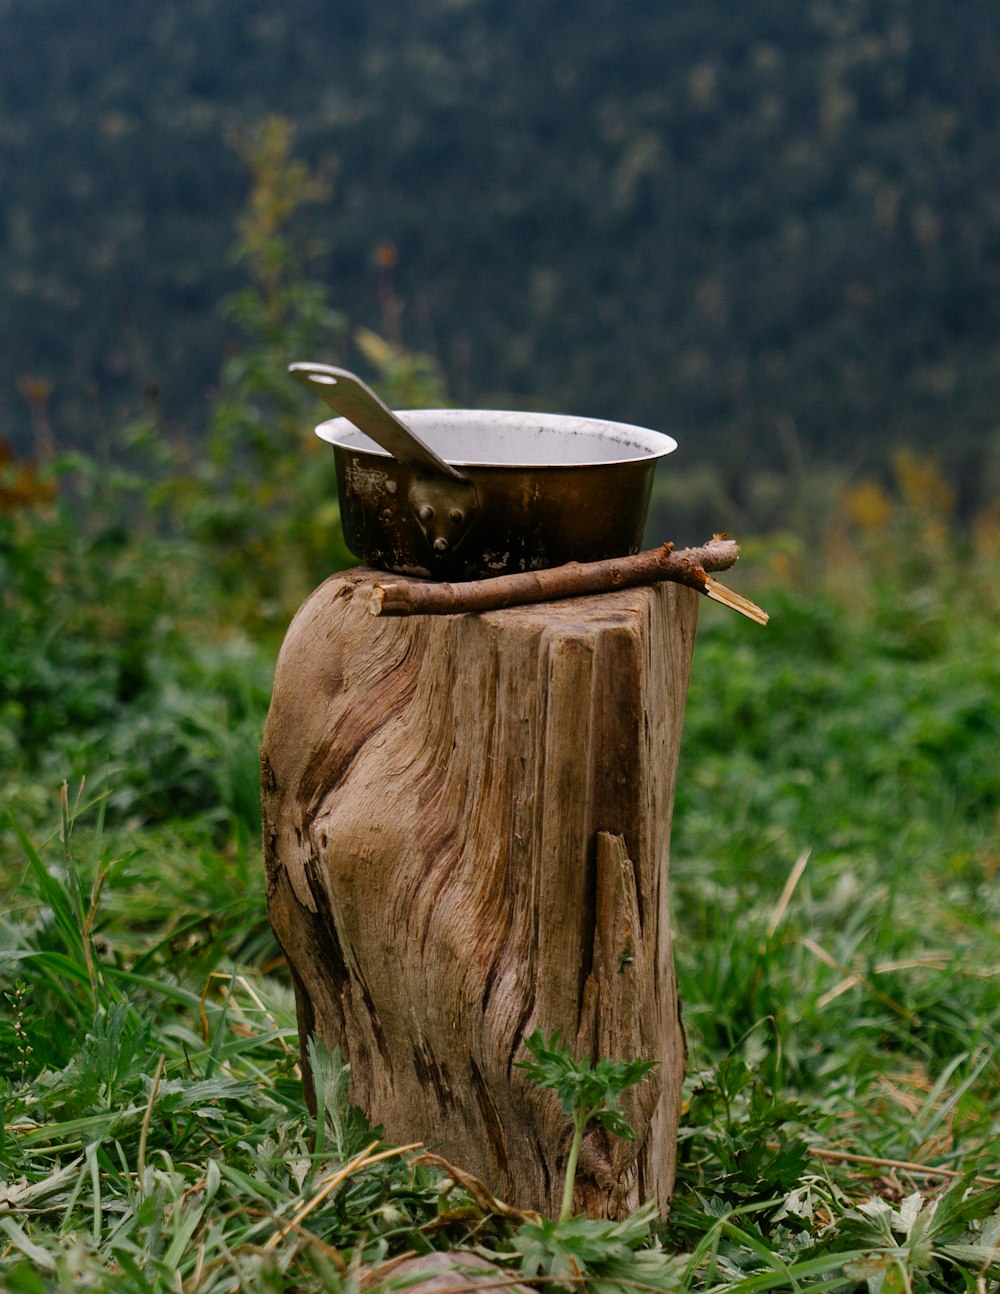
[2,0,999,508]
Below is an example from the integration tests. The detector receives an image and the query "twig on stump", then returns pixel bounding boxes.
[369,537,768,623]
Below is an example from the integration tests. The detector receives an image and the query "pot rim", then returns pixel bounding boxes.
[315,408,678,468]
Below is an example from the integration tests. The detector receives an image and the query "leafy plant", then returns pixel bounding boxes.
[182,115,352,629]
[674,1048,812,1210]
[512,1202,686,1294]
[517,1029,658,1223]
[839,1175,1000,1292]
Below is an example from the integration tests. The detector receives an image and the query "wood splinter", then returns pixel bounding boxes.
[369,537,768,623]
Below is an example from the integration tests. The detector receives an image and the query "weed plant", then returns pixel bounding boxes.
[2,126,999,1291]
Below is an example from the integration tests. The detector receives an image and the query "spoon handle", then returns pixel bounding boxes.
[289,362,467,483]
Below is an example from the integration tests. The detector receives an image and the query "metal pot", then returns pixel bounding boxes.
[290,363,677,580]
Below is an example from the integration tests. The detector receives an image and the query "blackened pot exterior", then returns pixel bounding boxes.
[321,408,676,580]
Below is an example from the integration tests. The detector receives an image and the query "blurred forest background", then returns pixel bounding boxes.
[3,0,1000,532]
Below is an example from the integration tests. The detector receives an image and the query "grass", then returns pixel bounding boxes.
[2,446,1000,1290]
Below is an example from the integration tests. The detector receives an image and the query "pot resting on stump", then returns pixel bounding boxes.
[261,568,698,1218]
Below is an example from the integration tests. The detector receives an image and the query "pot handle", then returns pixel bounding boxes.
[290,362,479,555]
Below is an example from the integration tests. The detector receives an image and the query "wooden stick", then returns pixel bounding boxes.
[808,1146,1000,1188]
[368,538,769,623]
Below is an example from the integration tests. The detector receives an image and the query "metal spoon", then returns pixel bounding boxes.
[289,362,479,553]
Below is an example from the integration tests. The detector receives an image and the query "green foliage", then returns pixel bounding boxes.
[513,1203,686,1294]
[676,1049,812,1209]
[518,1029,658,1143]
[2,534,1000,1287]
[839,1177,1000,1293]
[671,518,1000,1090]
[307,1037,376,1165]
[0,814,450,1291]
[0,432,282,865]
[518,1028,659,1223]
[181,116,353,627]
[0,456,200,771]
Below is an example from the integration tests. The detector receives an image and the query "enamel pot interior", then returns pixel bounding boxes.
[316,408,678,580]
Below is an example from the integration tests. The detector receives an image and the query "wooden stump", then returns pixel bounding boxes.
[261,569,698,1218]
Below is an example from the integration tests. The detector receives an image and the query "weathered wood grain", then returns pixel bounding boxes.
[262,570,697,1217]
